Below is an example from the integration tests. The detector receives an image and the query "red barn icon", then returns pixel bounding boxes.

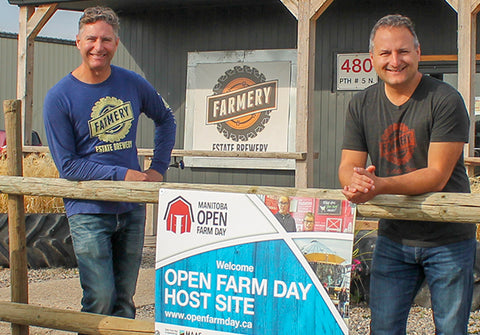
[163,196,194,234]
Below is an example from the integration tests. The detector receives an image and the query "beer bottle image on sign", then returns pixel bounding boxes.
[212,65,273,142]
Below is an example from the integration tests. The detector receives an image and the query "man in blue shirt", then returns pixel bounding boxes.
[44,6,176,318]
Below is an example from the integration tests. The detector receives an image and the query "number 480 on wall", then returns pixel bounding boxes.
[340,57,373,73]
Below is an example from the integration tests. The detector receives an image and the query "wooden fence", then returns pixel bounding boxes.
[1,177,480,334]
[2,99,480,333]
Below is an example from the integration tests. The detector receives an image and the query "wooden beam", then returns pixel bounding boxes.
[472,0,480,14]
[279,0,298,19]
[420,54,458,61]
[295,1,316,188]
[444,0,458,12]
[280,0,334,187]
[0,301,154,335]
[1,176,480,224]
[420,54,480,61]
[17,6,34,147]
[310,0,334,21]
[457,0,477,176]
[297,0,334,187]
[0,176,343,204]
[163,150,308,160]
[26,4,57,39]
[23,146,312,160]
[465,156,480,164]
[16,4,57,146]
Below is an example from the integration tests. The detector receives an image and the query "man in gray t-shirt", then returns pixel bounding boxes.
[338,14,476,334]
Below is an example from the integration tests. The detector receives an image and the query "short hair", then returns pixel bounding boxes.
[369,14,419,52]
[304,212,314,221]
[79,6,120,37]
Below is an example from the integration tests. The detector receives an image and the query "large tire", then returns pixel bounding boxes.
[0,213,76,269]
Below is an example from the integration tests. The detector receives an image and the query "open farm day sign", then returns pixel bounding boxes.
[155,189,356,335]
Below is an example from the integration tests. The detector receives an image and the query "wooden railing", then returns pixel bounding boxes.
[22,145,309,160]
[0,176,479,223]
[0,175,480,333]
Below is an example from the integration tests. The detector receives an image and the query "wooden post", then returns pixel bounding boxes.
[280,0,334,188]
[17,4,57,145]
[143,156,157,247]
[3,100,28,335]
[17,6,35,146]
[455,0,480,176]
[295,1,316,188]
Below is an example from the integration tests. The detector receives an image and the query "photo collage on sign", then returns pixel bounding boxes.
[263,195,354,233]
[264,195,355,320]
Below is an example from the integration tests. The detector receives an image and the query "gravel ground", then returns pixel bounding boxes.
[349,303,480,334]
[1,247,480,334]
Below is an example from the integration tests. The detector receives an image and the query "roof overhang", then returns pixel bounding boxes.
[7,0,277,12]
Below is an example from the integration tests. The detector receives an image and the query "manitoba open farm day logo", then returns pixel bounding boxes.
[207,65,278,147]
[163,196,228,236]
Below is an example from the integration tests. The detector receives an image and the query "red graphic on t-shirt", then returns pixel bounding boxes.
[380,123,416,166]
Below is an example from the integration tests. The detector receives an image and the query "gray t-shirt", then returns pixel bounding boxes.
[343,75,475,247]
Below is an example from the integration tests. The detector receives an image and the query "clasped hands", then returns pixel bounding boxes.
[342,165,377,204]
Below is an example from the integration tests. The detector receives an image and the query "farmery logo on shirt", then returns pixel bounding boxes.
[380,123,416,166]
[88,96,134,143]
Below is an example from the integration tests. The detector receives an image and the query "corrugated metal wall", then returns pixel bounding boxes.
[120,3,298,187]
[0,33,18,128]
[0,34,80,143]
[0,0,476,189]
[118,0,467,189]
[31,38,80,142]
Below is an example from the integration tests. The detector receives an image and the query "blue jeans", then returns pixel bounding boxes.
[370,235,476,335]
[68,205,146,318]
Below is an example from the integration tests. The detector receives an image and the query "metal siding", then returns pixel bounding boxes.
[32,40,80,143]
[119,4,297,187]
[0,35,17,131]
[0,0,473,189]
[0,35,81,143]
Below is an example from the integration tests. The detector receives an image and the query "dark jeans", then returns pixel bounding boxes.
[370,235,476,335]
[68,205,146,318]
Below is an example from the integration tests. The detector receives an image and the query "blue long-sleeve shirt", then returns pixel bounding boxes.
[44,65,176,217]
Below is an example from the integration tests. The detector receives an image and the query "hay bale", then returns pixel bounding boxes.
[0,153,64,213]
